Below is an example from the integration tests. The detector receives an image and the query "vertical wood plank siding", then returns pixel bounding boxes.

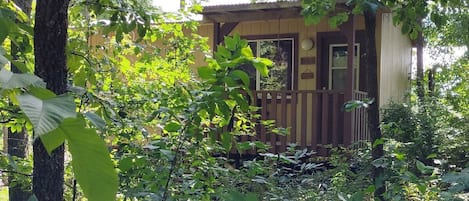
[246,90,368,154]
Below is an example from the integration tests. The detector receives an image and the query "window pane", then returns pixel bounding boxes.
[329,44,360,90]
[332,46,347,67]
[258,40,292,90]
[331,46,359,68]
[332,69,346,90]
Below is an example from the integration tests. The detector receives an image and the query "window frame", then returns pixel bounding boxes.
[328,43,360,90]
[242,33,299,91]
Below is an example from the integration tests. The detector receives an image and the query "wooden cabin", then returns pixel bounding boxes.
[192,1,412,154]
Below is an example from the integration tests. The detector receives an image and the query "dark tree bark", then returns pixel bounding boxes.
[33,0,70,200]
[416,23,425,102]
[7,129,31,201]
[8,0,33,200]
[364,10,385,200]
[428,66,435,96]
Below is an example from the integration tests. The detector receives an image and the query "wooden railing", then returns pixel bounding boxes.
[352,91,369,144]
[237,90,369,154]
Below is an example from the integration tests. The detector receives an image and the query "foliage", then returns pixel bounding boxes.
[1,1,119,201]
[1,0,469,200]
[110,33,272,200]
[379,54,469,200]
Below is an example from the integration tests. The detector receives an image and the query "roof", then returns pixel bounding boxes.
[201,0,303,23]
[203,0,299,7]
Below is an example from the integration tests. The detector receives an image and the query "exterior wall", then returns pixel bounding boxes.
[195,17,366,91]
[194,17,368,149]
[378,13,412,107]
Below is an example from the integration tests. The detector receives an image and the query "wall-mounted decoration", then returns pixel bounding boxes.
[301,69,314,79]
[300,57,315,65]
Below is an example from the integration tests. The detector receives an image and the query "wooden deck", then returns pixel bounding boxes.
[240,90,369,155]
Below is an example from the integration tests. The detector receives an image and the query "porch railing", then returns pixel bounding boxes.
[239,90,369,154]
[352,91,369,144]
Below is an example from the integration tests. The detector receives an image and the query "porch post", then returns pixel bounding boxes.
[339,14,356,146]
[213,22,220,51]
[213,22,239,52]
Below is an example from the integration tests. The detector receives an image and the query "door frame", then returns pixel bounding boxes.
[316,30,367,92]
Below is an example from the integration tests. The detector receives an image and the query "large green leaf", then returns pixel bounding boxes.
[17,94,76,135]
[230,70,250,87]
[252,58,272,77]
[48,117,118,201]
[40,129,66,154]
[0,68,45,89]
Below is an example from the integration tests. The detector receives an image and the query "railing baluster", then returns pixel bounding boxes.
[311,91,318,152]
[260,91,267,144]
[332,92,339,146]
[301,92,307,150]
[280,91,287,152]
[290,91,297,146]
[270,91,278,153]
[320,91,329,156]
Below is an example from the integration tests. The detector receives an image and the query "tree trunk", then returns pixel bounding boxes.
[364,10,385,200]
[8,0,33,200]
[416,20,425,102]
[7,129,31,201]
[33,0,70,200]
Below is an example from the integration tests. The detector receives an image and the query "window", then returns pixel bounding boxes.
[240,38,294,91]
[328,44,359,90]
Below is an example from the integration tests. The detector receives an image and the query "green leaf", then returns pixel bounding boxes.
[401,23,411,34]
[164,122,181,132]
[304,15,322,25]
[372,138,384,148]
[215,46,231,59]
[221,132,232,152]
[416,160,434,174]
[17,94,76,136]
[197,66,216,80]
[84,111,106,131]
[160,149,175,160]
[118,157,133,172]
[28,87,56,99]
[40,128,66,154]
[60,117,118,201]
[0,47,8,67]
[0,68,45,89]
[224,36,237,51]
[241,46,253,57]
[252,58,271,77]
[230,70,250,87]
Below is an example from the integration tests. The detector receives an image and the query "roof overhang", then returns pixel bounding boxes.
[201,1,303,23]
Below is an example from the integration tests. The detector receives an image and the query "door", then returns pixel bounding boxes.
[317,31,367,92]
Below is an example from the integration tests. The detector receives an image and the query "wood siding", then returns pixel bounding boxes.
[195,17,366,92]
[378,13,412,107]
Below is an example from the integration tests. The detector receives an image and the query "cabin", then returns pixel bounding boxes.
[193,1,412,155]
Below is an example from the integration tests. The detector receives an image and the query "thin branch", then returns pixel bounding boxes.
[1,170,32,177]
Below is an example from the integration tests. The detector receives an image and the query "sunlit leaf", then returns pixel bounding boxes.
[60,117,118,201]
[17,94,76,136]
[0,68,45,89]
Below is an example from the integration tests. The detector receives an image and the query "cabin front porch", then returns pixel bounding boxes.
[240,90,369,155]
